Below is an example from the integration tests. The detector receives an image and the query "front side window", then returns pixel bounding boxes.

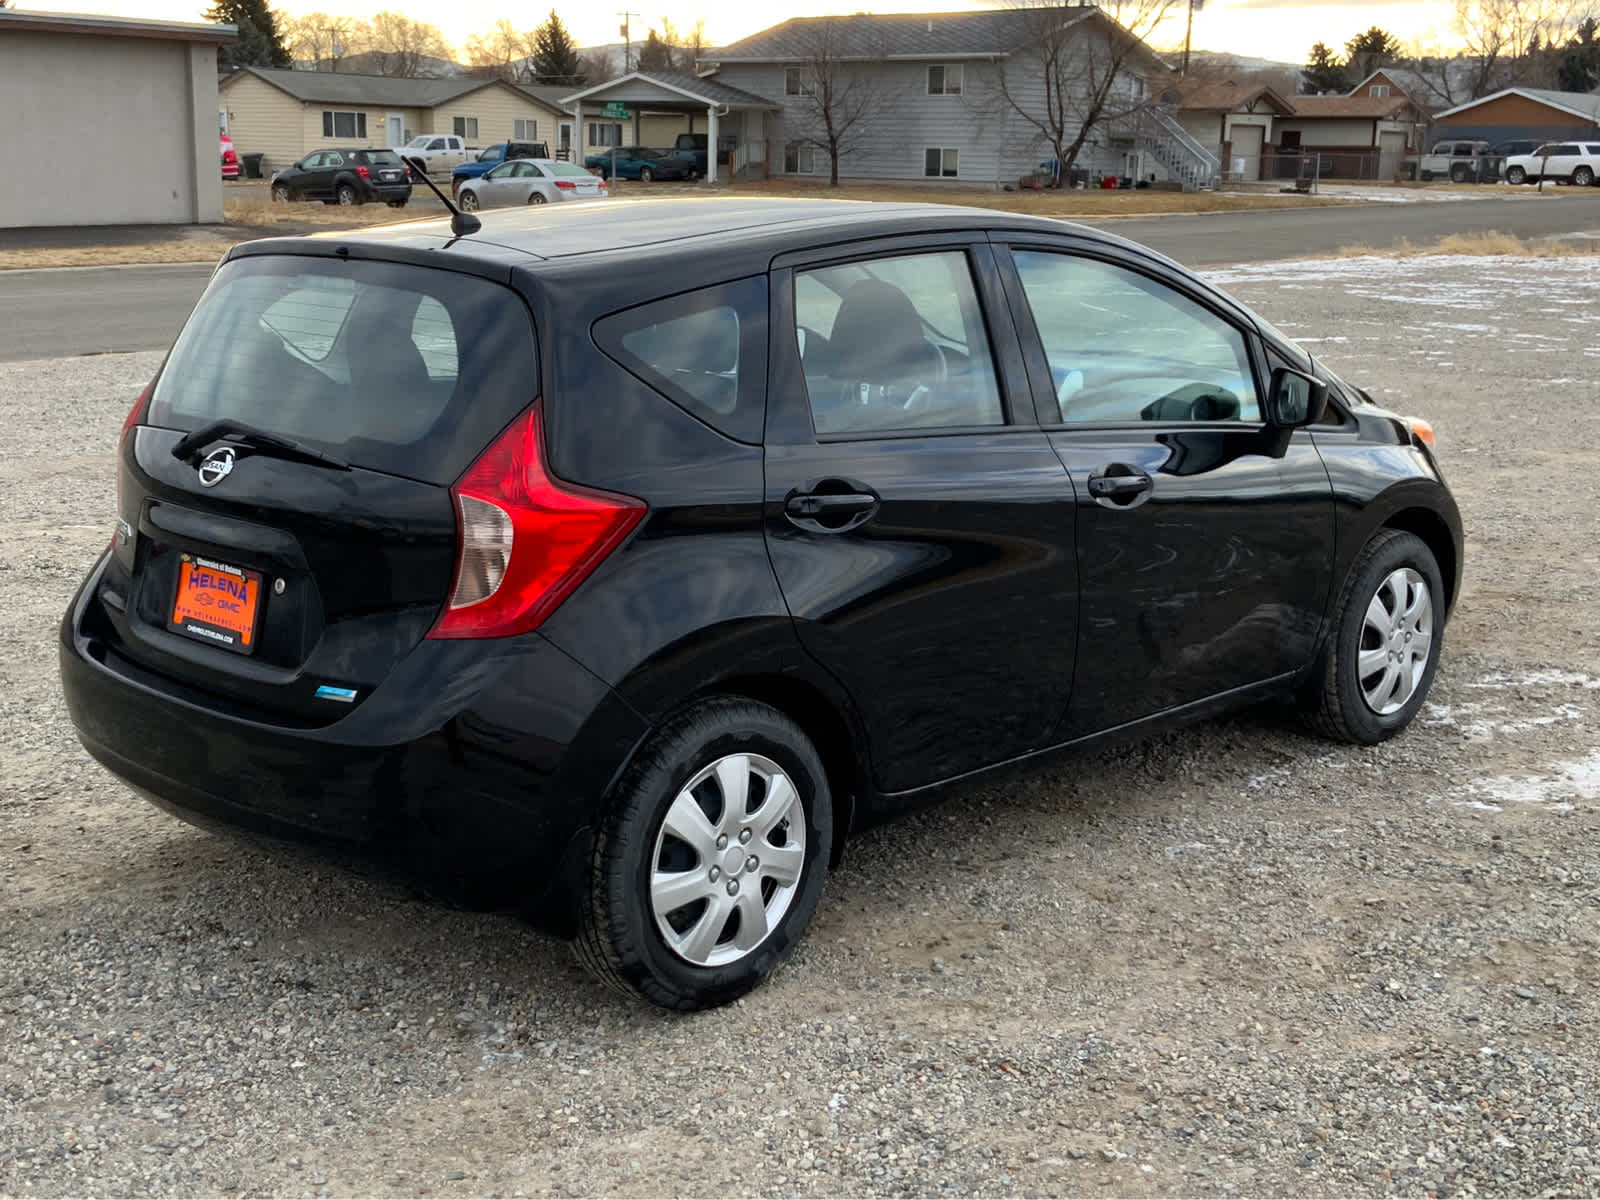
[595,277,769,443]
[793,250,1003,435]
[1011,250,1259,424]
[927,64,963,94]
[322,110,366,139]
[924,148,958,177]
[784,141,814,173]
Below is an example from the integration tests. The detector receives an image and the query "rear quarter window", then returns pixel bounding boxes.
[593,277,768,443]
[147,255,537,485]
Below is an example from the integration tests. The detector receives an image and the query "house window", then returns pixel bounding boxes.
[924,147,958,177]
[321,110,367,139]
[588,122,622,147]
[927,64,964,95]
[784,141,815,173]
[453,117,478,139]
[1369,84,1390,97]
[785,67,814,96]
[514,118,537,140]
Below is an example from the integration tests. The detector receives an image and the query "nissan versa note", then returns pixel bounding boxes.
[60,199,1462,1010]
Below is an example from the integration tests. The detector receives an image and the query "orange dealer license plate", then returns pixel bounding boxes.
[168,553,263,655]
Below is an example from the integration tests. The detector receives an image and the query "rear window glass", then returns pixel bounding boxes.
[363,150,403,167]
[147,255,537,484]
[594,277,767,443]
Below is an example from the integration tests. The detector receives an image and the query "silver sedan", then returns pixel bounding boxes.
[456,159,609,210]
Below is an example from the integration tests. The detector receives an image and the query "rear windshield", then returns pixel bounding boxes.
[148,255,538,484]
[363,150,403,167]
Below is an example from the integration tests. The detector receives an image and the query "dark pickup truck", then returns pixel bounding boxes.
[669,132,738,179]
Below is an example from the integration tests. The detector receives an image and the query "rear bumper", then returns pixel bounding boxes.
[59,555,648,918]
[363,182,412,203]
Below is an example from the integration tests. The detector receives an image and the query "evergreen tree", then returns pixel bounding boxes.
[1559,16,1600,91]
[1301,42,1349,93]
[636,28,674,72]
[205,0,292,68]
[530,10,584,85]
[1343,26,1401,80]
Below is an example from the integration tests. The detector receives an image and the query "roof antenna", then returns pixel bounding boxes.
[402,155,481,238]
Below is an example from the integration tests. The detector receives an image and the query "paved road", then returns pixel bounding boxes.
[4,194,1600,361]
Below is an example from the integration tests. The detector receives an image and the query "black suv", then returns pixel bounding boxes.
[270,147,412,207]
[59,199,1461,1010]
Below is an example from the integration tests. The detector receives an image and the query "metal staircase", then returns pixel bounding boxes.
[1136,105,1219,191]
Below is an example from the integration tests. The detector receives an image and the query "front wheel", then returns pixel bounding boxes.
[1574,165,1595,187]
[457,189,480,211]
[336,183,358,206]
[1506,165,1527,185]
[639,166,654,183]
[1303,529,1444,744]
[576,697,834,1010]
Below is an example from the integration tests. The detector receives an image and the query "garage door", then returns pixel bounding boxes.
[1230,124,1264,181]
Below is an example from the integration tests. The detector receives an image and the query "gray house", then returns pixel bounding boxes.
[698,9,1218,188]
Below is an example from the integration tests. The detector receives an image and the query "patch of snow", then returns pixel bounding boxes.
[1455,749,1600,813]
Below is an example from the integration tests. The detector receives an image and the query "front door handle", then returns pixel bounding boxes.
[1086,466,1154,508]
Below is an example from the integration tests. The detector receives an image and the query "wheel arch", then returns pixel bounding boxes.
[1381,505,1458,616]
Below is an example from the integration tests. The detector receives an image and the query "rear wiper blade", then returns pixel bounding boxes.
[171,420,351,471]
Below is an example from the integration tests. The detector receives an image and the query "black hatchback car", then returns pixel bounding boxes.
[60,199,1461,1009]
[270,147,412,207]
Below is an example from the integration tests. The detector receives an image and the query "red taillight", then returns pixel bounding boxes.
[428,404,645,640]
[122,383,151,445]
[356,164,371,180]
[555,179,577,190]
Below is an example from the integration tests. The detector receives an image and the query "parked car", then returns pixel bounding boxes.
[669,131,738,179]
[584,146,692,181]
[220,133,240,180]
[398,133,470,174]
[59,198,1461,1011]
[456,158,607,209]
[1414,139,1501,182]
[451,141,550,194]
[1503,142,1600,185]
[270,148,412,207]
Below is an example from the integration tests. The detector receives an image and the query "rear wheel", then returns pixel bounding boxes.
[527,191,547,204]
[640,166,654,183]
[271,184,290,202]
[1506,165,1527,185]
[1303,529,1443,744]
[576,697,833,1010]
[336,184,357,206]
[1450,163,1470,183]
[1574,165,1595,186]
[1419,169,1433,181]
[457,189,480,211]
[386,199,407,208]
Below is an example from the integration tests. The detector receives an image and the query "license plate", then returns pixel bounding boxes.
[380,170,400,181]
[168,553,263,655]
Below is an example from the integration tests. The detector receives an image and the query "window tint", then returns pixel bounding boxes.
[1012,250,1260,424]
[148,256,537,485]
[595,277,769,443]
[794,251,1003,435]
[1554,144,1580,155]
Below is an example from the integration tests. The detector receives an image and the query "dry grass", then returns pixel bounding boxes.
[223,196,411,227]
[0,241,240,270]
[1337,230,1600,258]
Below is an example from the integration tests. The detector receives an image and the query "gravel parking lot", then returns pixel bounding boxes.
[3,254,1598,1198]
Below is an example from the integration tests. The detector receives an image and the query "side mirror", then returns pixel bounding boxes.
[1266,366,1329,428]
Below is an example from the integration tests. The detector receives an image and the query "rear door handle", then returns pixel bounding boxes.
[784,483,880,533]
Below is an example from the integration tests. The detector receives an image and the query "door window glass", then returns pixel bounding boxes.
[793,251,1003,434]
[1012,250,1260,424]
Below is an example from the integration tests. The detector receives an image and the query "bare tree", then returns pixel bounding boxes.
[464,18,531,81]
[282,11,369,70]
[1450,0,1590,93]
[577,48,619,84]
[997,0,1178,179]
[364,11,453,77]
[786,18,882,186]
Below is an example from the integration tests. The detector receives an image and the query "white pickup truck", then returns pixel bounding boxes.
[396,134,470,175]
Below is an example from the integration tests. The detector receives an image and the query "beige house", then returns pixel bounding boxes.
[219,68,570,174]
[0,9,233,227]
[1176,81,1296,181]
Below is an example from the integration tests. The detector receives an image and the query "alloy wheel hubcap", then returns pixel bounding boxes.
[649,753,806,968]
[1357,567,1433,715]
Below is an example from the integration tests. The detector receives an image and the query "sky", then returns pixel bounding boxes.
[35,0,1464,66]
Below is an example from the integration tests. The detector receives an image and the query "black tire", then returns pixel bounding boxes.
[1574,165,1595,187]
[1506,165,1527,185]
[1303,529,1444,744]
[527,191,547,204]
[576,697,834,1010]
[1450,163,1470,183]
[458,190,479,211]
[336,183,358,206]
[271,184,290,202]
[386,199,407,208]
[639,166,654,183]
[1419,169,1433,182]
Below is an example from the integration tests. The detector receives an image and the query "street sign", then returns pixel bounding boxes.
[602,102,632,119]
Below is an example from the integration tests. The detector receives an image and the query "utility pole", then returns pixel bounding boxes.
[1181,0,1203,75]
[617,10,640,72]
